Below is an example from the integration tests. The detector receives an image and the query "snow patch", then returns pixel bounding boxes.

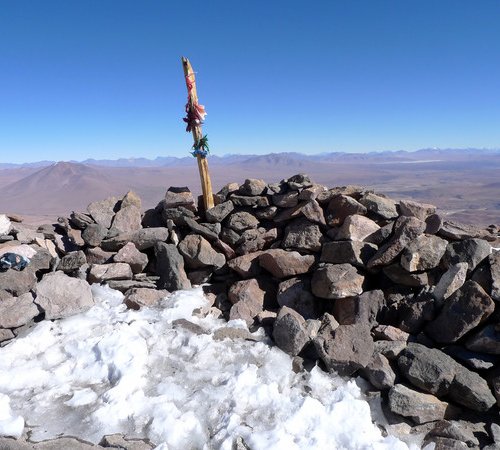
[0,285,417,449]
[0,214,11,235]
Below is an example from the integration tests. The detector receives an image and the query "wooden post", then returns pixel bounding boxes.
[181,57,214,210]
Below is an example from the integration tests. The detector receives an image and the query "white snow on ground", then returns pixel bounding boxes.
[0,285,419,449]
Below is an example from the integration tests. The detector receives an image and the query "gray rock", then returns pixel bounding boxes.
[272,191,299,208]
[388,384,449,424]
[425,213,443,235]
[220,227,241,246]
[276,277,318,319]
[373,325,410,342]
[333,289,385,325]
[273,306,309,356]
[29,249,54,272]
[397,294,436,334]
[239,178,267,196]
[438,220,493,241]
[120,190,142,209]
[400,234,448,272]
[57,250,87,272]
[320,241,377,267]
[383,264,430,287]
[466,324,500,355]
[88,263,133,283]
[237,227,278,255]
[444,345,498,370]
[227,251,263,278]
[489,250,500,301]
[99,433,153,450]
[172,318,209,335]
[205,201,234,223]
[178,234,226,269]
[110,205,142,234]
[113,242,148,274]
[367,216,426,268]
[374,340,407,360]
[164,186,196,211]
[106,280,157,292]
[161,206,195,226]
[81,223,108,247]
[0,328,15,343]
[399,199,436,221]
[448,364,496,411]
[87,196,118,229]
[230,195,269,208]
[69,211,94,229]
[35,271,94,319]
[0,267,37,296]
[325,194,367,226]
[228,278,265,326]
[184,217,219,242]
[0,292,38,328]
[214,182,239,203]
[213,327,259,342]
[426,281,495,344]
[443,238,491,274]
[226,211,259,232]
[259,249,315,278]
[433,262,468,303]
[255,206,278,220]
[398,343,457,396]
[362,353,396,390]
[85,247,115,264]
[360,192,398,219]
[286,173,313,190]
[154,242,191,291]
[299,199,326,226]
[281,218,323,252]
[335,214,380,242]
[314,322,374,375]
[101,227,169,251]
[425,420,480,448]
[311,263,364,299]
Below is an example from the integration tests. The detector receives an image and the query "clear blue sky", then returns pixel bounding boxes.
[1,0,500,163]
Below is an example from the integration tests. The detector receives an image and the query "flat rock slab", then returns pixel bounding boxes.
[259,249,315,278]
[426,281,494,344]
[88,263,133,284]
[388,384,449,424]
[35,271,94,319]
[101,228,169,251]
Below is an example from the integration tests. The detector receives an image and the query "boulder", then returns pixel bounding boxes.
[442,238,491,274]
[81,223,108,247]
[87,196,118,228]
[69,211,94,229]
[466,324,500,355]
[227,251,264,278]
[228,278,265,325]
[325,194,367,226]
[124,288,169,310]
[444,345,498,370]
[332,289,385,325]
[398,343,456,396]
[400,235,448,272]
[231,195,269,208]
[399,200,436,221]
[236,227,278,255]
[164,186,196,211]
[449,364,496,411]
[300,200,326,226]
[433,262,468,303]
[259,249,315,278]
[367,216,426,268]
[205,201,234,223]
[388,384,449,424]
[276,277,318,319]
[154,242,191,291]
[178,234,226,269]
[0,267,37,296]
[438,220,493,241]
[425,281,495,344]
[314,322,374,375]
[281,218,323,252]
[110,205,142,234]
[101,227,169,251]
[286,173,313,190]
[272,306,309,356]
[184,217,220,242]
[35,271,94,319]
[320,241,377,267]
[489,251,500,302]
[88,263,133,283]
[362,353,396,390]
[239,178,267,196]
[311,263,364,299]
[57,250,87,272]
[0,292,38,328]
[360,192,398,219]
[226,211,259,232]
[334,214,380,242]
[272,191,299,208]
[383,264,430,287]
[85,247,115,264]
[120,190,142,209]
[113,242,148,274]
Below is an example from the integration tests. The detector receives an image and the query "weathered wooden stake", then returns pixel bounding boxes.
[181,57,214,210]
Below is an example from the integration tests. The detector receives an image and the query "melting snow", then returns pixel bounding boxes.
[0,285,418,449]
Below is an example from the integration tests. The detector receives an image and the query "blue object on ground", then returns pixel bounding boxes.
[0,252,30,271]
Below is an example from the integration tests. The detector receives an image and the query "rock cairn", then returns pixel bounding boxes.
[1,174,500,449]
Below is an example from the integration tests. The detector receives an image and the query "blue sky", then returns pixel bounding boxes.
[1,0,500,163]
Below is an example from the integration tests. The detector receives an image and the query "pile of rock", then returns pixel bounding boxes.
[1,174,500,448]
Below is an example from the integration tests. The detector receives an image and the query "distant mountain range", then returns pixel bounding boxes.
[1,148,500,169]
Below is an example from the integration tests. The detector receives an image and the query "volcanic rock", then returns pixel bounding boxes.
[311,263,364,299]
